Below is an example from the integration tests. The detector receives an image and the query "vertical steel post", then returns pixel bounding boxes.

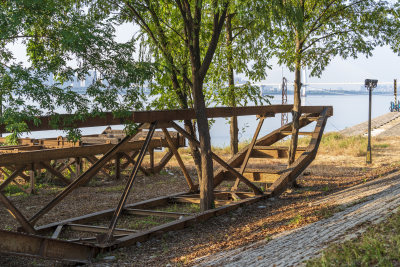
[366,87,372,164]
[395,79,397,110]
[281,77,288,126]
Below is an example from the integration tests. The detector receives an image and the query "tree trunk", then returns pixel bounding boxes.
[184,119,202,180]
[173,73,203,183]
[192,75,214,211]
[183,1,228,211]
[288,57,302,165]
[226,14,238,155]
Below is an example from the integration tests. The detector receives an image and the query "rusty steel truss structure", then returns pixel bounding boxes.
[0,105,332,263]
[0,128,184,194]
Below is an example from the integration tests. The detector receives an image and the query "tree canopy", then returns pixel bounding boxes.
[262,0,395,165]
[0,0,153,141]
[269,0,393,77]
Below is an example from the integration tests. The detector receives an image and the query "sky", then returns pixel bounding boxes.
[251,46,400,87]
[9,22,400,88]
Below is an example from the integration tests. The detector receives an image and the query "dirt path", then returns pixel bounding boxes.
[194,169,400,267]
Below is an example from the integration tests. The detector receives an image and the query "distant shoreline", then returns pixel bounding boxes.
[263,91,394,96]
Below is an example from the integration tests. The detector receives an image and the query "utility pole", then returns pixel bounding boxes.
[281,77,288,126]
[365,79,378,164]
[395,79,397,109]
[302,67,307,97]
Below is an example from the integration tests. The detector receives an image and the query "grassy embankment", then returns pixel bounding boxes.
[211,132,389,157]
[306,208,400,266]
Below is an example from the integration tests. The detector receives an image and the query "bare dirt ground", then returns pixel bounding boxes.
[195,166,400,266]
[1,135,400,266]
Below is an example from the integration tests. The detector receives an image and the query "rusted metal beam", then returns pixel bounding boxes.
[115,153,122,180]
[170,122,264,195]
[162,128,196,192]
[232,116,265,191]
[113,193,268,249]
[85,156,113,180]
[39,161,70,185]
[123,208,190,218]
[0,192,36,234]
[149,150,173,174]
[101,122,157,244]
[67,224,137,235]
[0,139,175,166]
[171,197,231,206]
[120,152,150,176]
[0,165,27,191]
[0,229,98,263]
[0,105,332,134]
[28,131,140,225]
[212,114,319,187]
[35,192,186,234]
[267,108,329,196]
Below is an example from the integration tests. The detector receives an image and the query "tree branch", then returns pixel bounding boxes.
[304,0,364,42]
[302,29,353,52]
[199,2,229,80]
[304,0,339,42]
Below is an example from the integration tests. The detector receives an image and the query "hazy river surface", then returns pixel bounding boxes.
[20,94,394,147]
[209,94,393,147]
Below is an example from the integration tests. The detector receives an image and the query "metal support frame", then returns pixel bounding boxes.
[231,116,265,191]
[0,105,332,263]
[162,127,196,191]
[101,122,157,244]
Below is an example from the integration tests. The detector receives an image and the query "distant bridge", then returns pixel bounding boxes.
[252,81,394,87]
[251,81,395,96]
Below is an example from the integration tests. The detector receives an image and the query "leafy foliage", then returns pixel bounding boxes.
[0,0,154,140]
[267,0,394,77]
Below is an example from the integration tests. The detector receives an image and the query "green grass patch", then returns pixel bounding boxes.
[346,196,370,208]
[128,216,171,230]
[373,143,390,149]
[320,133,368,156]
[156,203,201,214]
[322,185,330,192]
[287,214,304,226]
[314,206,345,219]
[306,209,400,266]
[3,184,29,196]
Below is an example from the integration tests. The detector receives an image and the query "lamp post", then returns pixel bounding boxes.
[365,79,378,164]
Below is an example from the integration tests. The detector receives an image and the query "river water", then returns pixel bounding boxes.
[209,94,393,147]
[20,94,394,147]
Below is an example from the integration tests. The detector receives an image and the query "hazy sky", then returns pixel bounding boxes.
[9,22,400,86]
[265,46,400,85]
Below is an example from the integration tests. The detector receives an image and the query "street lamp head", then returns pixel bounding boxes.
[365,79,378,89]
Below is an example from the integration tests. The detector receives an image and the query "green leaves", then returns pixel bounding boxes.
[266,0,394,78]
[0,0,154,140]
